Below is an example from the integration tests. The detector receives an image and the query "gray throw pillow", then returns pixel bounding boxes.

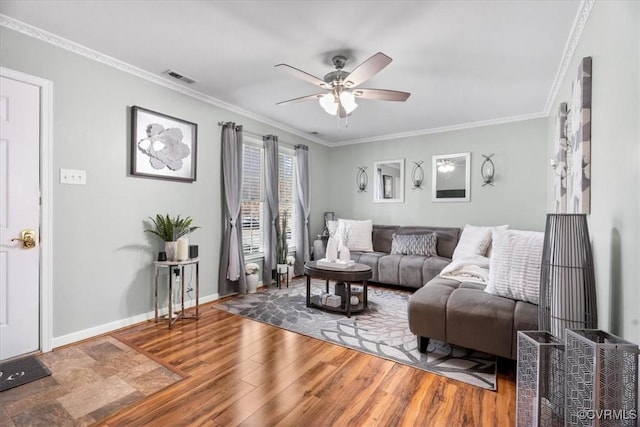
[390,233,438,257]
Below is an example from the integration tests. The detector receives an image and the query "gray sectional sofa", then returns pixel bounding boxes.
[349,225,461,288]
[348,223,539,360]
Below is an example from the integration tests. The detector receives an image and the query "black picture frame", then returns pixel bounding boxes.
[383,175,393,198]
[131,106,197,182]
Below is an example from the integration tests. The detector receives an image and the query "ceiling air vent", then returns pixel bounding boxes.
[162,69,197,84]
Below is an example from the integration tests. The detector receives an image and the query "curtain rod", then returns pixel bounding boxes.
[217,121,298,149]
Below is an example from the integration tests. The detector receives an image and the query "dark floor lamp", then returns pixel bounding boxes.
[538,213,597,339]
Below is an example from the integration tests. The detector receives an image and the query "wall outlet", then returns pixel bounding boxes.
[60,168,87,185]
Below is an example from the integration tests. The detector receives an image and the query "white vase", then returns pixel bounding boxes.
[325,236,338,261]
[339,245,351,262]
[287,265,295,278]
[165,241,177,261]
[246,274,258,293]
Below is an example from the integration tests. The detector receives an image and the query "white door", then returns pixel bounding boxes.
[0,76,41,360]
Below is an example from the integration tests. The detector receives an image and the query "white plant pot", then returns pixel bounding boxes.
[287,265,295,278]
[165,241,177,261]
[246,274,258,293]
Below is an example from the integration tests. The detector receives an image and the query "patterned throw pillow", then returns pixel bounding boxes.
[390,233,438,257]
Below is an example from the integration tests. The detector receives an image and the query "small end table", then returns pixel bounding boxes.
[154,258,200,329]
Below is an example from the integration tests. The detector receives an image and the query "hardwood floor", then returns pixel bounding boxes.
[97,300,517,426]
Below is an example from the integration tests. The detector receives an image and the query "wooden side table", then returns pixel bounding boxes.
[154,258,199,329]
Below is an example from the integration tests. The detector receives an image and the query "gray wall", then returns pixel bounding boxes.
[327,118,549,231]
[546,1,640,343]
[0,27,330,339]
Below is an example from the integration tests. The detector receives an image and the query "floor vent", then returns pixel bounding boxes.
[162,69,197,84]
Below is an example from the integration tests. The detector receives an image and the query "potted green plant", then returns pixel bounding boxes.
[146,214,200,260]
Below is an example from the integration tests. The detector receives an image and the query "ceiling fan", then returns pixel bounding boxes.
[275,52,411,118]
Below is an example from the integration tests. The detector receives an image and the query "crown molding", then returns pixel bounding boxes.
[332,111,548,147]
[0,14,329,147]
[543,0,595,115]
[1,4,590,147]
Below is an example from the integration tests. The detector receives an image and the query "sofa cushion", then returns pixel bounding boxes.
[395,226,460,258]
[452,224,508,260]
[391,233,438,257]
[372,225,399,253]
[337,218,374,252]
[408,280,461,342]
[378,254,403,285]
[398,255,428,287]
[421,256,452,286]
[485,229,544,304]
[446,288,515,359]
[350,251,385,282]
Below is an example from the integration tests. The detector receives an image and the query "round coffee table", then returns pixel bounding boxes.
[304,261,372,317]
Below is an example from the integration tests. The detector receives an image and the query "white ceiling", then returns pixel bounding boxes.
[0,1,583,146]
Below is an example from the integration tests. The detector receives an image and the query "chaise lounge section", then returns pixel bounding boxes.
[407,277,539,359]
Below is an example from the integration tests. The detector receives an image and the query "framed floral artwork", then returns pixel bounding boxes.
[130,106,197,182]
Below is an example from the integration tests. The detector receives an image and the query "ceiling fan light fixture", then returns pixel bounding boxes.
[340,91,358,114]
[319,93,338,115]
[437,160,455,173]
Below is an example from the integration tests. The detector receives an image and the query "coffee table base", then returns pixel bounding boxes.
[305,276,368,318]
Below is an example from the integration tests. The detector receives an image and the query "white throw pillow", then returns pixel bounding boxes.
[337,219,373,252]
[452,224,508,260]
[485,229,544,304]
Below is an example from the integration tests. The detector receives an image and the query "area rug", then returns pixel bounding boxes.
[0,356,51,392]
[214,280,497,390]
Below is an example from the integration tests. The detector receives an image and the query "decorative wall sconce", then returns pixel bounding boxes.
[550,103,572,177]
[411,161,424,189]
[481,154,495,186]
[356,166,368,192]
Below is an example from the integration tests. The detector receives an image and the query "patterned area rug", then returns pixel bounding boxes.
[214,280,497,390]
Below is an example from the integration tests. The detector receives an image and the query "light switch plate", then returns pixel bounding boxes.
[60,168,87,185]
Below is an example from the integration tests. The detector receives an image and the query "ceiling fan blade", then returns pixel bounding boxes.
[275,64,328,88]
[276,93,324,106]
[343,52,392,88]
[353,88,411,102]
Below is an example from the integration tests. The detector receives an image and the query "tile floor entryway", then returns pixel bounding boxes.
[0,336,183,426]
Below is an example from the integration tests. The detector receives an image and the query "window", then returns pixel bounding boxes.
[241,143,264,255]
[278,150,296,246]
[240,141,296,256]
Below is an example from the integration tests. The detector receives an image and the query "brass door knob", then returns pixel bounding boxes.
[11,229,36,249]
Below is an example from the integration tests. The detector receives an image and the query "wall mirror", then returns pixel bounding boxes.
[432,152,470,202]
[373,159,405,203]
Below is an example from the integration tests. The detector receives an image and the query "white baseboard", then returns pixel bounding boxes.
[51,293,220,349]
